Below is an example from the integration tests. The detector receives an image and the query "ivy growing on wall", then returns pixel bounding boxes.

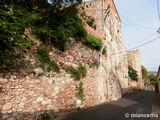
[63,64,87,80]
[0,0,103,72]
[128,66,138,81]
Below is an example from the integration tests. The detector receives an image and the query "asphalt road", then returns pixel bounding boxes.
[54,91,157,120]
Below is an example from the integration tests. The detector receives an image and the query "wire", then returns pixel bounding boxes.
[110,36,160,55]
[127,32,157,45]
[120,14,156,30]
[127,36,160,50]
[157,0,160,20]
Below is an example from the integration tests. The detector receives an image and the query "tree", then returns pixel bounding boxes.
[142,65,149,80]
[0,0,86,71]
[149,74,157,85]
[49,0,82,9]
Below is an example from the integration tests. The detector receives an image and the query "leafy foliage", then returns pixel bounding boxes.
[149,74,158,85]
[36,46,59,73]
[82,34,102,51]
[128,66,138,81]
[86,17,95,28]
[77,64,87,78]
[102,48,106,55]
[75,81,84,101]
[48,61,60,73]
[141,65,148,80]
[36,46,50,63]
[63,66,81,80]
[63,65,87,80]
[0,0,99,71]
[0,6,31,70]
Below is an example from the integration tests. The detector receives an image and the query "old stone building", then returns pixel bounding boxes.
[155,65,160,93]
[127,50,144,89]
[0,0,143,119]
[79,0,129,100]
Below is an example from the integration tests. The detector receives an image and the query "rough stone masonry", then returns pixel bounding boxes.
[0,0,143,119]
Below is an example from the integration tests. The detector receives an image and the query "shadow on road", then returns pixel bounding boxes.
[54,90,156,120]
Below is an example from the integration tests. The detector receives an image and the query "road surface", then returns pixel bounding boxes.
[54,91,157,120]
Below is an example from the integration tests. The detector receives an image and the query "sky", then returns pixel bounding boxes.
[114,0,160,71]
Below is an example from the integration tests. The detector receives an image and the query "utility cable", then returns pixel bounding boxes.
[157,0,160,20]
[110,36,160,56]
[120,14,156,30]
[127,36,160,51]
[127,32,157,45]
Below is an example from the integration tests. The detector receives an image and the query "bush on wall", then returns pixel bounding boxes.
[82,34,102,51]
[128,66,138,81]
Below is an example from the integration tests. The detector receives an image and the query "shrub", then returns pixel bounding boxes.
[141,65,149,80]
[63,65,87,80]
[149,74,157,85]
[63,66,81,80]
[36,46,60,73]
[34,13,87,51]
[0,7,31,69]
[82,34,102,51]
[128,66,138,81]
[36,46,50,63]
[21,38,33,49]
[102,48,106,55]
[0,1,87,71]
[86,17,95,28]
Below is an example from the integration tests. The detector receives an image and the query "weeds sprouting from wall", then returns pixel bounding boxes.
[82,34,102,51]
[36,46,59,73]
[75,81,84,101]
[90,60,99,68]
[63,64,87,80]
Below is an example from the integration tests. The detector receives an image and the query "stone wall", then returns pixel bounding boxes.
[81,0,129,98]
[128,50,144,89]
[0,0,143,119]
[0,38,104,119]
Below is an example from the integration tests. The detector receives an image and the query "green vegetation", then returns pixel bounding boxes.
[149,74,158,85]
[80,6,95,29]
[86,17,95,28]
[128,66,138,81]
[63,66,80,80]
[102,48,106,55]
[36,46,59,73]
[63,65,87,80]
[0,0,102,72]
[77,64,87,78]
[36,46,50,63]
[141,65,158,85]
[82,34,102,51]
[47,61,60,73]
[75,81,84,101]
[90,60,99,68]
[142,65,149,80]
[41,113,51,120]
